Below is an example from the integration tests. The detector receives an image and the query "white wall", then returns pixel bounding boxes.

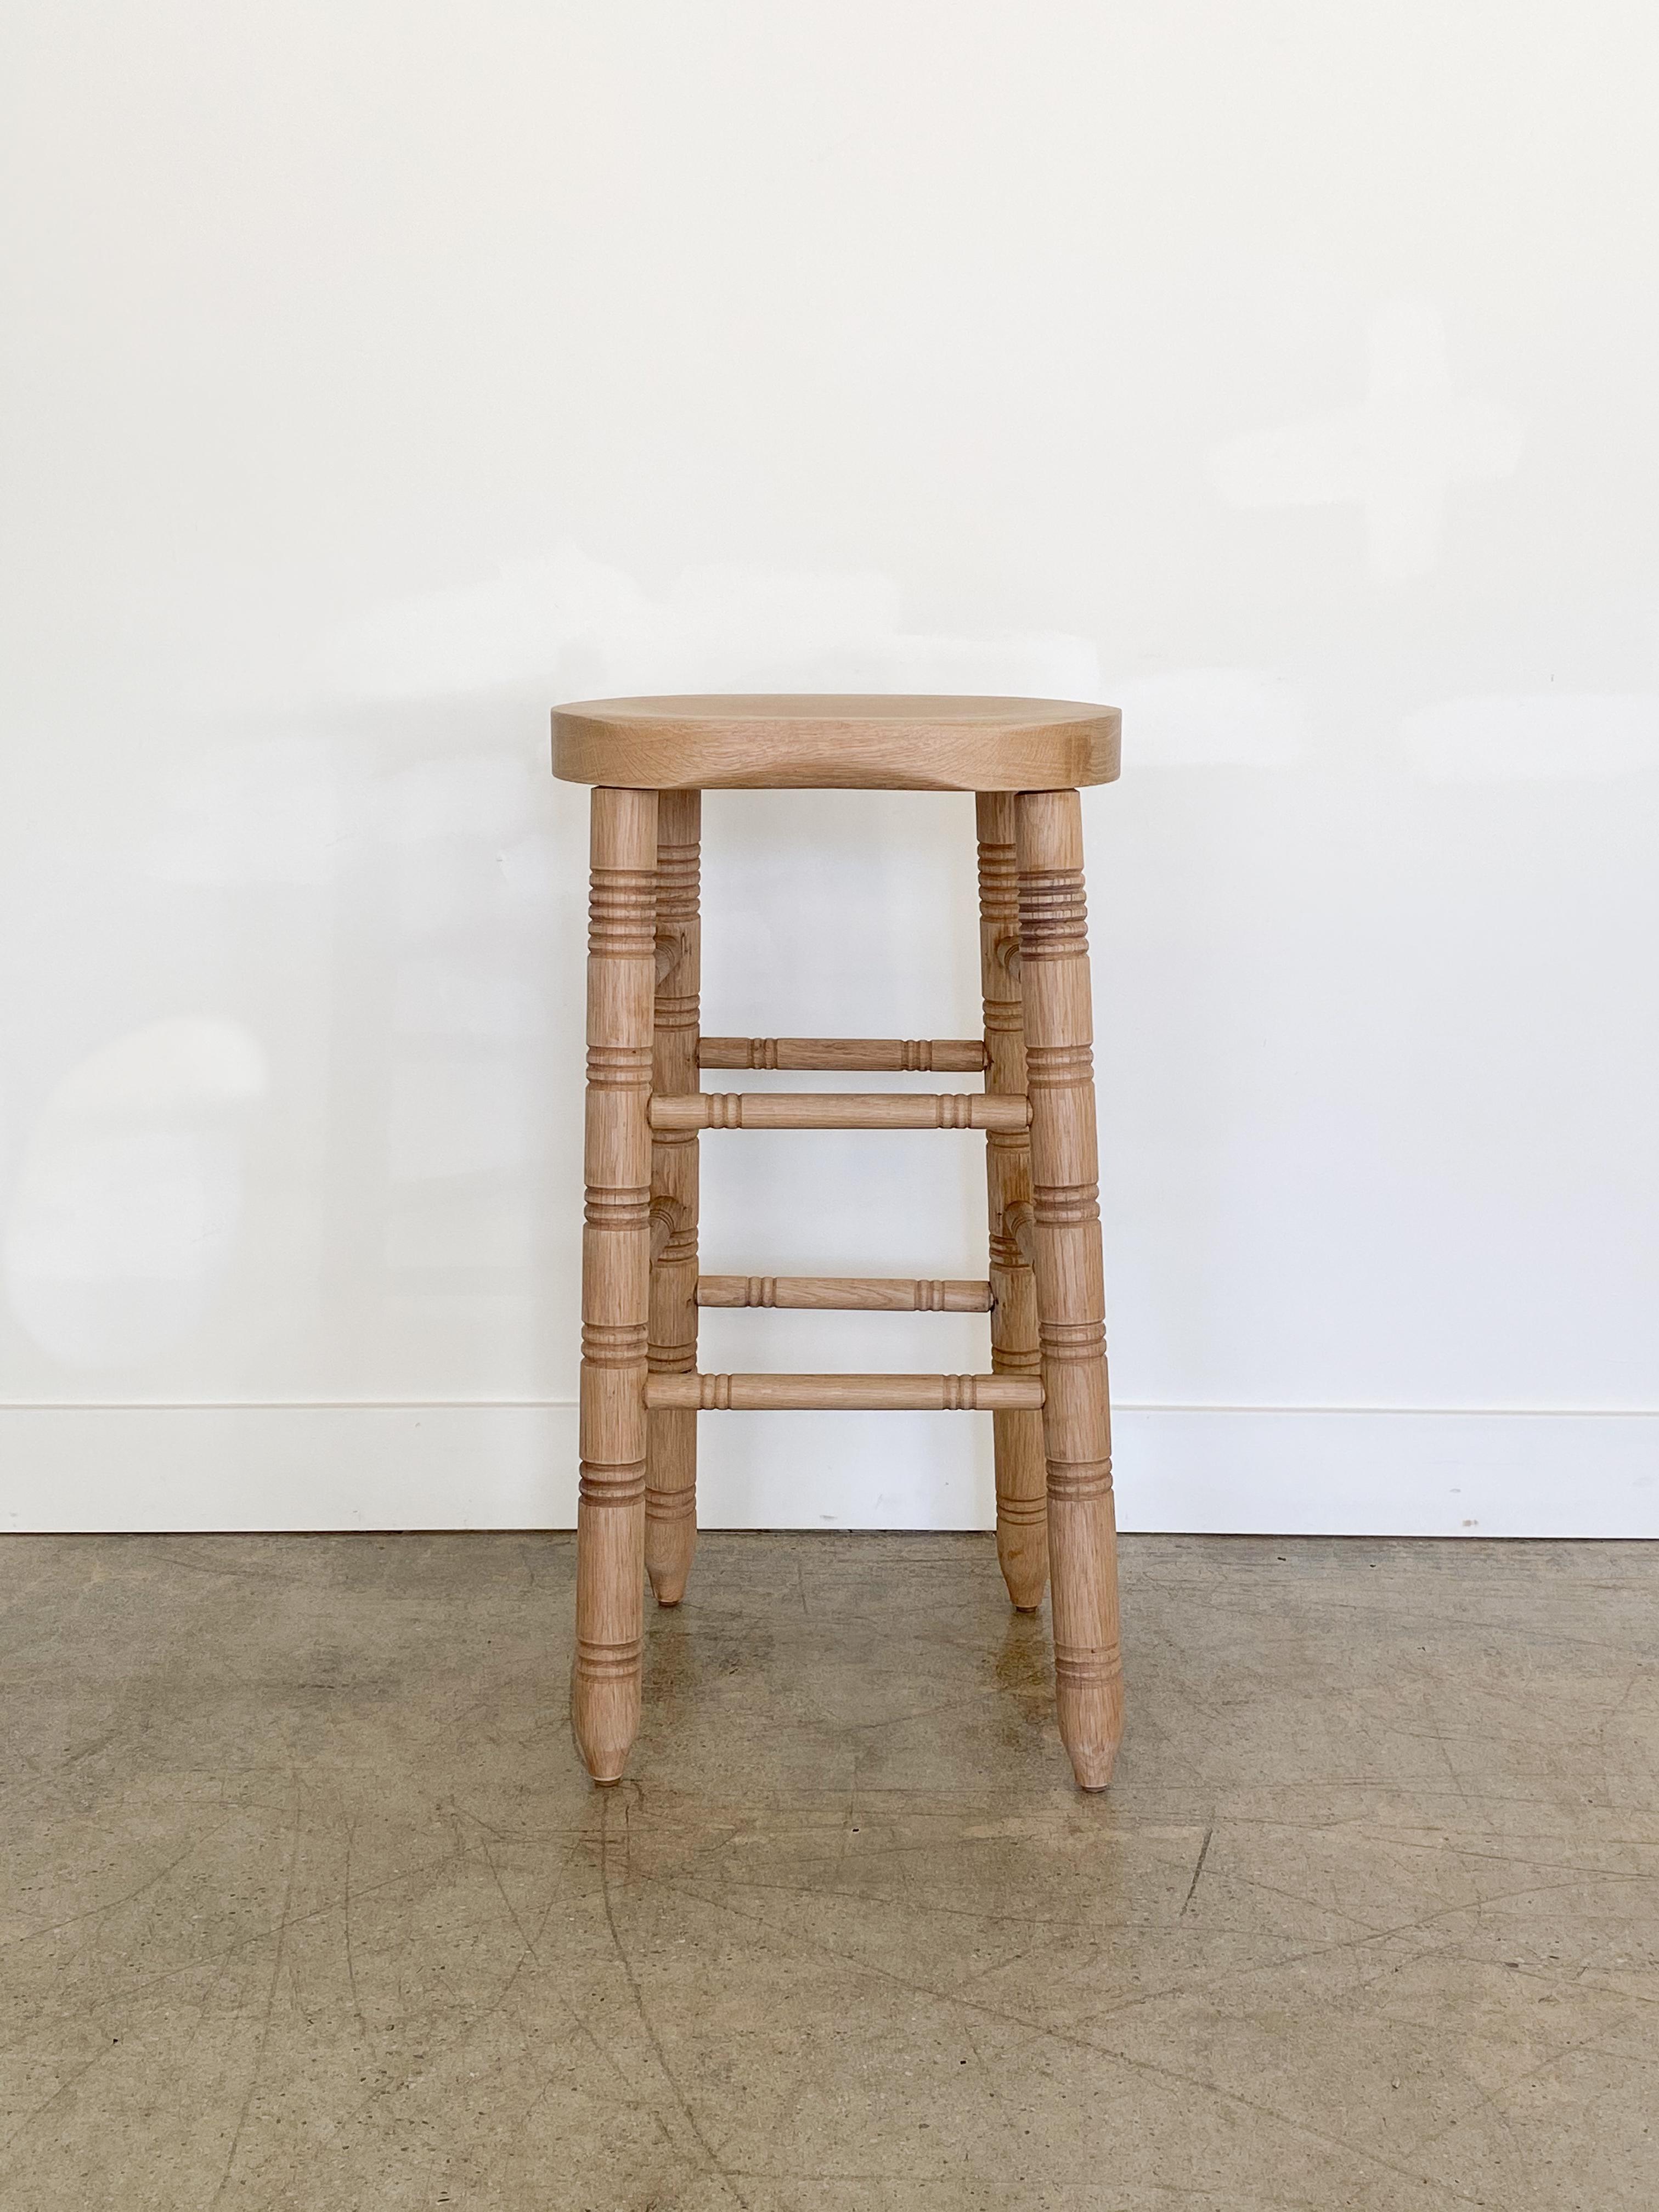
[3,2,1656,1536]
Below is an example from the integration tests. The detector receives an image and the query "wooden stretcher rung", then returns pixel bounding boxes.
[697,1276,993,1312]
[698,1036,989,1071]
[650,1092,1029,1132]
[643,1373,1044,1412]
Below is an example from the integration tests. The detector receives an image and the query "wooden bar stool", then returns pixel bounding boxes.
[552,695,1125,1791]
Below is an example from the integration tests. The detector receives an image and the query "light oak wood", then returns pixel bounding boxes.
[1017,787,1125,1791]
[1003,1198,1037,1267]
[559,714,1127,1796]
[646,1373,1043,1412]
[699,1036,988,1071]
[572,785,657,1783]
[651,1092,1029,1132]
[977,792,1048,1612]
[697,1276,991,1311]
[553,695,1121,792]
[646,791,701,1606]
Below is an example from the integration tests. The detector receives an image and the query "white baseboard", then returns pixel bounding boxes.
[1113,1404,1658,1537]
[2,1401,1655,1536]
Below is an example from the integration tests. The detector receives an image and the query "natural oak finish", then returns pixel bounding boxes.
[1016,788,1124,1791]
[652,1092,1029,1132]
[978,792,1049,1612]
[554,697,1127,1796]
[646,791,701,1607]
[573,786,658,1783]
[699,1036,988,1071]
[698,1276,992,1311]
[646,1373,1043,1413]
[554,695,1121,792]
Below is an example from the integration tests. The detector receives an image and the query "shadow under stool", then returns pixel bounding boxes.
[552,693,1125,1791]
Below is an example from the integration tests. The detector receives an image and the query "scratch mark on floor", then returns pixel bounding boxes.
[342,1815,367,2039]
[3,1825,234,1953]
[600,1790,752,2210]
[1180,1824,1215,1917]
[210,1768,303,2209]
[637,1866,1494,2209]
[0,2045,114,2162]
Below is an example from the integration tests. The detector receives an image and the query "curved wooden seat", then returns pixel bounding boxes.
[552,693,1120,791]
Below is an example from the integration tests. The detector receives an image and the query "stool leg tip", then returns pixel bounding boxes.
[1057,1668,1124,1793]
[996,1518,1049,1613]
[570,1667,640,1785]
[1069,1749,1119,1792]
[645,1530,695,1608]
[572,1733,631,1785]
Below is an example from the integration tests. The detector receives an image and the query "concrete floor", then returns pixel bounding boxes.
[1,1533,1655,2210]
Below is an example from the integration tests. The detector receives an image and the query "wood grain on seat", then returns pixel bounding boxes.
[552,693,1120,791]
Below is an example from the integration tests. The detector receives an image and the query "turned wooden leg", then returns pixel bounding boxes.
[1015,787,1124,1791]
[572,785,657,1783]
[646,789,701,1605]
[976,793,1048,1610]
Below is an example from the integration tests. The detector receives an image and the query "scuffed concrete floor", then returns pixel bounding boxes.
[1,1534,1656,2210]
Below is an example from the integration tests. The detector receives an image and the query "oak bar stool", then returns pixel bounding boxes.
[552,695,1125,1791]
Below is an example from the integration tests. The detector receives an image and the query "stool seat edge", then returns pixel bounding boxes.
[552,693,1121,790]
